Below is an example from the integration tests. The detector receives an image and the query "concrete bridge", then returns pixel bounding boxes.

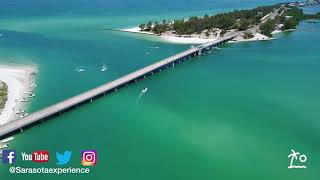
[0,36,236,139]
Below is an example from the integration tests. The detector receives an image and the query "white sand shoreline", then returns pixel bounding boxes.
[0,65,37,126]
[119,27,218,44]
[119,26,275,44]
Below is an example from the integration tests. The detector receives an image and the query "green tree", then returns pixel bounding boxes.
[238,19,251,31]
[139,24,146,31]
[205,31,210,37]
[259,19,275,37]
[243,31,254,39]
[146,21,153,31]
[282,17,299,30]
[274,15,286,24]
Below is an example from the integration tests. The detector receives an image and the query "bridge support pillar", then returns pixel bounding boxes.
[198,50,202,56]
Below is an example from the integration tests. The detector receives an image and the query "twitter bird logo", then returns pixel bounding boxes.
[56,151,72,165]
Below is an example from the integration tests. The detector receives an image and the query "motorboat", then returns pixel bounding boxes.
[1,137,14,143]
[101,64,107,72]
[142,88,148,93]
[76,68,85,72]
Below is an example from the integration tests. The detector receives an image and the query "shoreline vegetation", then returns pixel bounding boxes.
[120,3,320,44]
[0,82,8,111]
[0,65,38,126]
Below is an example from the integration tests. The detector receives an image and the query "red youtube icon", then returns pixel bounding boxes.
[32,151,50,162]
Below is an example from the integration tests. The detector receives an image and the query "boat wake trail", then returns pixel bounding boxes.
[136,88,148,102]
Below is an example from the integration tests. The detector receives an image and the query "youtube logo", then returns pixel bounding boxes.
[22,151,50,163]
[32,151,49,162]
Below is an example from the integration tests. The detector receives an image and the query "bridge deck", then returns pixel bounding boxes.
[0,36,235,138]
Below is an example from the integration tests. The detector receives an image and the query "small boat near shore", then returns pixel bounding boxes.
[19,113,29,118]
[1,137,14,143]
[0,144,8,150]
[20,98,28,102]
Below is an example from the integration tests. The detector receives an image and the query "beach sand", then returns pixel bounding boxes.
[230,32,273,43]
[120,27,217,44]
[0,65,37,126]
[120,27,273,44]
[160,35,217,44]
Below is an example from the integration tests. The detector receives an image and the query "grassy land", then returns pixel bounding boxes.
[0,82,8,111]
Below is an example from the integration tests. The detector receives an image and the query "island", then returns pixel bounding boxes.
[122,3,320,44]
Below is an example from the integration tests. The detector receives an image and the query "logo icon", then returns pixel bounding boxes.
[2,150,16,164]
[32,151,50,162]
[81,150,97,166]
[288,149,307,169]
[56,151,72,165]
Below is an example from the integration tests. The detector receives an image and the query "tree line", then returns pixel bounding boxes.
[139,3,320,37]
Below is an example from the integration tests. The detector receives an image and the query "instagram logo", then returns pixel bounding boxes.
[81,150,97,166]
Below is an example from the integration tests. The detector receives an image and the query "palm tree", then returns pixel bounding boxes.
[288,149,300,167]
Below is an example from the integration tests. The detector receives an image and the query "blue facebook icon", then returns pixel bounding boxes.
[2,150,16,164]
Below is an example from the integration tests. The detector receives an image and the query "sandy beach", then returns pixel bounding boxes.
[230,32,273,43]
[120,27,155,35]
[120,27,218,44]
[0,65,37,126]
[119,27,273,44]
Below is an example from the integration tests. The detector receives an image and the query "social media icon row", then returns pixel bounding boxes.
[2,150,97,166]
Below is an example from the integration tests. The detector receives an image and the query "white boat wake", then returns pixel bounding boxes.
[136,88,148,102]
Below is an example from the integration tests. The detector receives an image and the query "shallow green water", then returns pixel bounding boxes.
[0,1,319,179]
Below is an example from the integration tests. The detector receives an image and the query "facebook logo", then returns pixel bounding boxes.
[2,150,16,164]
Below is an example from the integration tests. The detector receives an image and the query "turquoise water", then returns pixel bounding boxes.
[0,1,319,179]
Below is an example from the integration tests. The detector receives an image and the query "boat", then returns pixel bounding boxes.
[0,144,8,150]
[20,98,28,102]
[19,113,28,118]
[28,93,35,98]
[25,91,33,95]
[31,83,38,87]
[146,52,150,55]
[142,88,148,93]
[1,137,14,143]
[76,68,85,72]
[101,64,107,72]
[214,47,221,50]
